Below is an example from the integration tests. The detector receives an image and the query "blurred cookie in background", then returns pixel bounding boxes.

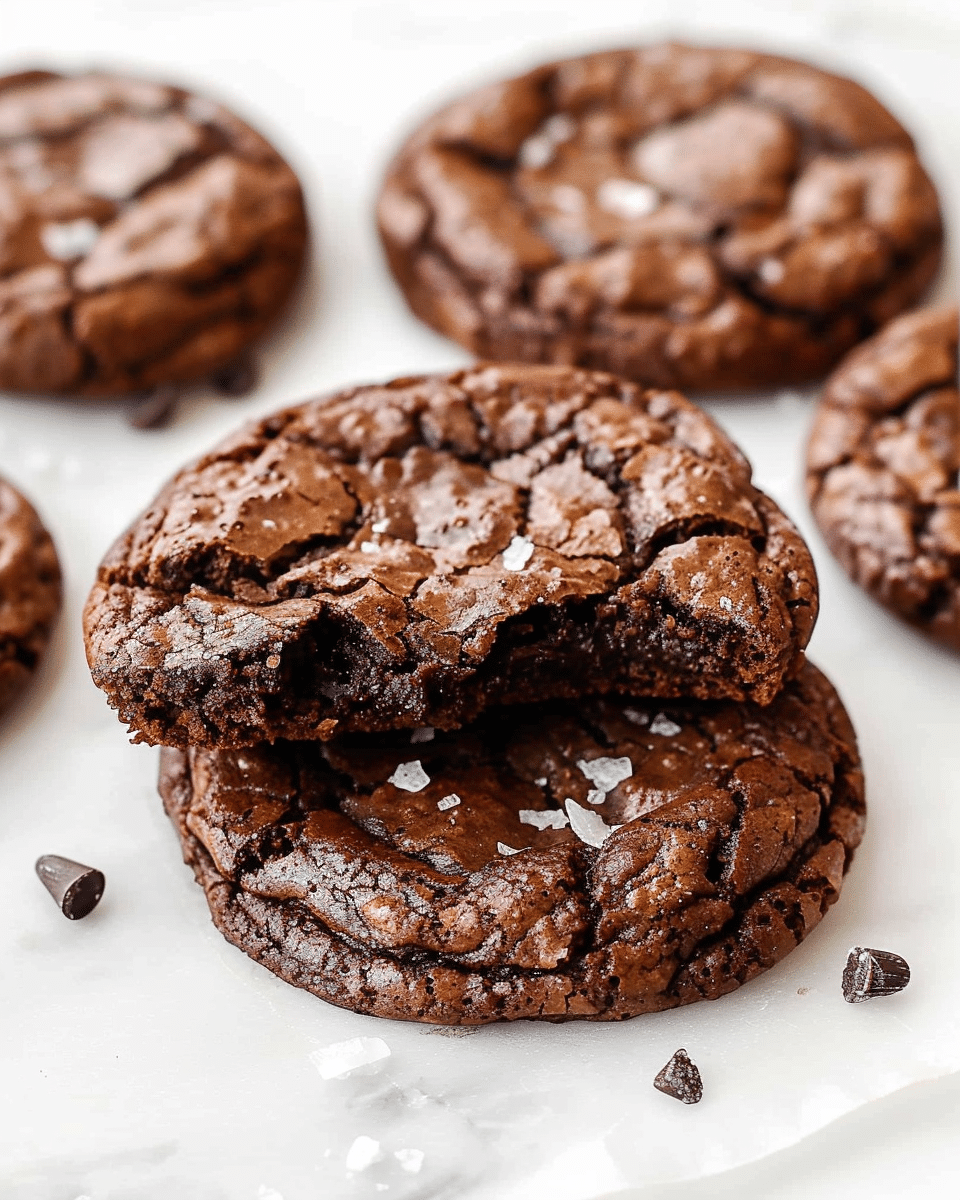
[0,475,60,717]
[0,69,308,401]
[378,43,942,392]
[807,305,960,648]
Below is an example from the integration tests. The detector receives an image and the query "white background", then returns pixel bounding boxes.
[1,2,959,1198]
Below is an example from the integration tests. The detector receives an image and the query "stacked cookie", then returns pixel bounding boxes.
[84,364,865,1023]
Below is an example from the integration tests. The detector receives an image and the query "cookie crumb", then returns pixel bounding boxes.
[653,1049,703,1104]
[842,947,910,1003]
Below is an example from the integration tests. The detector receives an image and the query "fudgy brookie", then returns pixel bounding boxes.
[84,364,817,748]
[0,69,307,396]
[160,662,864,1024]
[807,306,960,647]
[0,476,61,716]
[378,42,942,391]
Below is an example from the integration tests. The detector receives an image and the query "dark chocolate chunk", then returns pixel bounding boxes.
[35,854,105,920]
[85,364,819,750]
[127,385,179,430]
[654,1049,703,1104]
[211,355,258,398]
[842,946,910,1003]
[158,661,865,1024]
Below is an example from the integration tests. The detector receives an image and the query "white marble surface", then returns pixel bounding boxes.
[1,2,959,1198]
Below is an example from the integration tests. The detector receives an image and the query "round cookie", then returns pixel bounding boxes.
[807,305,960,646]
[0,69,307,397]
[378,43,942,392]
[84,364,818,748]
[159,661,865,1024]
[0,476,61,715]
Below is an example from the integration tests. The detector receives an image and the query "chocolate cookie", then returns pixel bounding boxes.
[159,661,865,1024]
[84,364,818,748]
[807,306,960,647]
[378,43,942,392]
[0,69,307,396]
[0,476,61,715]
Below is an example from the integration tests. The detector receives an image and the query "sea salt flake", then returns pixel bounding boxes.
[596,178,660,219]
[410,726,435,743]
[345,1135,383,1172]
[718,595,733,613]
[503,535,535,571]
[371,518,390,533]
[535,776,548,787]
[759,257,785,284]
[586,788,605,806]
[41,217,100,260]
[360,540,378,553]
[262,518,277,529]
[623,708,648,725]
[518,114,577,169]
[437,794,461,811]
[497,841,523,856]
[310,1036,391,1080]
[258,1186,285,1200]
[565,798,616,848]
[394,1148,425,1174]
[517,134,554,169]
[650,713,682,737]
[389,761,430,792]
[519,808,570,830]
[577,756,633,793]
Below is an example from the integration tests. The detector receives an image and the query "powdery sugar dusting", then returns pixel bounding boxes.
[388,760,430,792]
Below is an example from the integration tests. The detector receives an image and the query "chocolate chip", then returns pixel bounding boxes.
[653,1049,703,1104]
[211,356,258,398]
[127,385,179,430]
[842,946,911,1003]
[35,855,105,920]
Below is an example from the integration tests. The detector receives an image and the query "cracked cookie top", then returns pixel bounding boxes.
[160,661,865,1023]
[807,305,960,647]
[84,364,818,747]
[378,43,942,392]
[0,69,307,396]
[0,476,61,716]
